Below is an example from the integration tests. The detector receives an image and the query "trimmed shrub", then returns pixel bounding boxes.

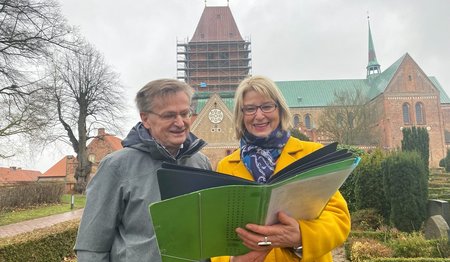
[0,219,78,261]
[440,158,446,168]
[382,151,428,232]
[347,230,450,261]
[289,128,310,141]
[368,258,450,261]
[354,149,389,220]
[444,149,450,172]
[351,208,384,231]
[338,144,367,212]
[401,126,430,171]
[389,232,433,258]
[350,238,393,262]
[429,238,450,258]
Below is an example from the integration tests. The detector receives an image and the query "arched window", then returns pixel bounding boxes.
[402,103,411,124]
[293,114,301,127]
[337,113,344,127]
[415,102,425,124]
[348,112,354,128]
[304,114,312,129]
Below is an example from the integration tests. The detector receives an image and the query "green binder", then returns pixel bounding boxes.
[149,156,360,261]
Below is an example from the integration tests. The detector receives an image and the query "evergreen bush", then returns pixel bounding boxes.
[354,149,389,220]
[289,128,310,141]
[401,126,430,171]
[445,149,450,172]
[338,144,367,212]
[351,208,385,231]
[382,151,428,232]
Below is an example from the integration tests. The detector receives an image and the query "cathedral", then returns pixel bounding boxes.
[180,4,450,168]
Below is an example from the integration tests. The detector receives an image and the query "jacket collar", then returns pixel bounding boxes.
[226,137,305,175]
[122,122,207,161]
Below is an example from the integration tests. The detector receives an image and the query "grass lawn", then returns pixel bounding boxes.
[0,194,86,226]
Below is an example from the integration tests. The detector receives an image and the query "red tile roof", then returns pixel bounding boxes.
[191,6,243,42]
[0,167,42,184]
[92,128,123,151]
[40,155,76,178]
[39,129,122,182]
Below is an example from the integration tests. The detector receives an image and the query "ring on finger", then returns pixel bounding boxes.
[257,236,272,246]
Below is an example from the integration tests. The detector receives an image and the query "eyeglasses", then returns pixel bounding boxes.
[241,103,278,115]
[148,109,192,121]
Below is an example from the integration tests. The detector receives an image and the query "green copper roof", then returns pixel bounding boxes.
[193,91,235,99]
[276,79,372,107]
[366,54,405,98]
[192,54,450,110]
[275,54,449,107]
[429,77,450,104]
[194,97,235,113]
[367,21,380,68]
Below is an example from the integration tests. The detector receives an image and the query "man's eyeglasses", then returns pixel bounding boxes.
[148,110,192,121]
[241,103,278,116]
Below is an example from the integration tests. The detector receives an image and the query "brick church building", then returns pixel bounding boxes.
[185,4,450,168]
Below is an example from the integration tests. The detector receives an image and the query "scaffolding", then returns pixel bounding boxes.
[177,37,252,92]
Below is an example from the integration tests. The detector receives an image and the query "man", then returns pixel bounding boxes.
[75,79,211,261]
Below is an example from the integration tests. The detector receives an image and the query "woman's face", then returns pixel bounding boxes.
[242,90,280,138]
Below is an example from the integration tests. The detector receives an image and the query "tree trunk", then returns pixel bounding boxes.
[74,157,91,193]
[74,105,90,193]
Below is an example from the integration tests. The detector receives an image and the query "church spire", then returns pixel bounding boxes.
[366,15,381,78]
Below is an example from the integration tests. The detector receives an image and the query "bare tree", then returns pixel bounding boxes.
[0,0,75,157]
[318,88,379,145]
[0,84,51,158]
[47,42,125,192]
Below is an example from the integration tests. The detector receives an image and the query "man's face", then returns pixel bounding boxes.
[140,91,191,155]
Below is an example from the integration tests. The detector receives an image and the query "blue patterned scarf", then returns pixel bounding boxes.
[240,128,290,184]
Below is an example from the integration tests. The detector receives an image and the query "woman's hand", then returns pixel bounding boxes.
[235,211,302,250]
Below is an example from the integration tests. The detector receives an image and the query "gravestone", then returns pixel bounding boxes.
[424,215,449,239]
[428,199,450,225]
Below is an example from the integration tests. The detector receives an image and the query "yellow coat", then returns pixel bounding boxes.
[211,137,350,262]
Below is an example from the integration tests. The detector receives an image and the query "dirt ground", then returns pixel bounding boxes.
[332,246,350,262]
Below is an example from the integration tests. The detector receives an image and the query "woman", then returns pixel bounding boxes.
[211,76,350,262]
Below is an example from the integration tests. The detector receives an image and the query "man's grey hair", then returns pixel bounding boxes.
[135,79,193,113]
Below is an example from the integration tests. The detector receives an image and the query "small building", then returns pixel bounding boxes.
[38,128,122,192]
[0,166,42,185]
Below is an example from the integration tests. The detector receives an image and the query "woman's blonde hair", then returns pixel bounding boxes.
[233,75,292,139]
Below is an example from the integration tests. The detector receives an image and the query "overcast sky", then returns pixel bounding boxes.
[2,0,450,172]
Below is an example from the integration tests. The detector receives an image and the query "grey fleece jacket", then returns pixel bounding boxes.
[74,123,211,262]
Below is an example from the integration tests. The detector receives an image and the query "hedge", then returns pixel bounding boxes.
[0,219,79,261]
[368,259,450,262]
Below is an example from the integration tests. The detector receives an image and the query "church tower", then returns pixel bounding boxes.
[366,17,381,77]
[176,4,251,92]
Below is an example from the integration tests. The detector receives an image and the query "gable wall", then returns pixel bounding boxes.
[382,57,445,166]
[191,94,239,169]
[87,137,120,174]
[441,104,450,141]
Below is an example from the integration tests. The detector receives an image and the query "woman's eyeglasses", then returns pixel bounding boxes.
[241,103,278,115]
[148,110,192,121]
